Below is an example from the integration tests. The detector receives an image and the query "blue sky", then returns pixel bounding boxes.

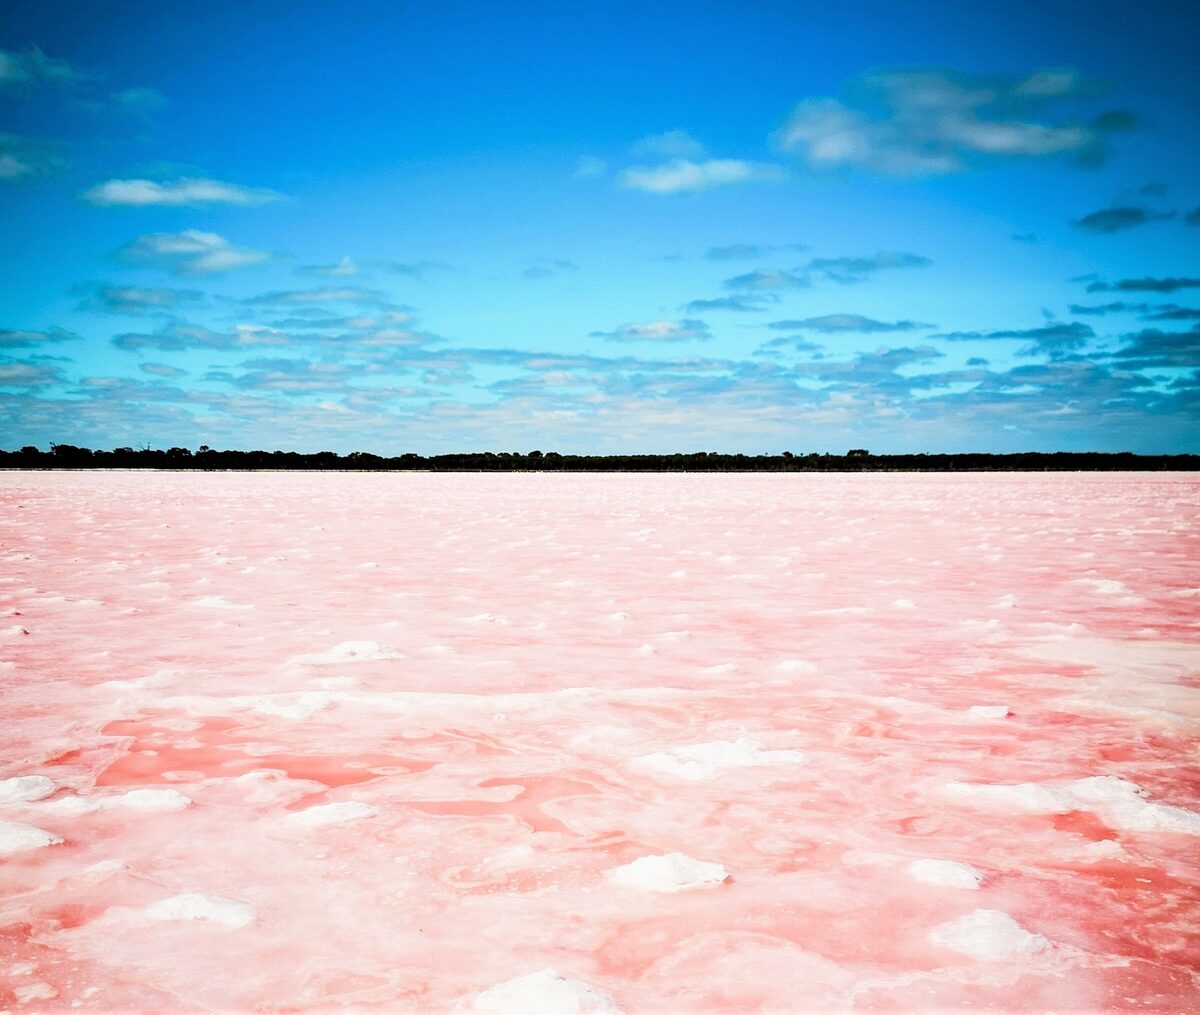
[1,0,1198,453]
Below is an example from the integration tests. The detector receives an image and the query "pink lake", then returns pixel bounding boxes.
[1,471,1198,1013]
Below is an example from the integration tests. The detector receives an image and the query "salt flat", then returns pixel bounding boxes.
[0,471,1197,1012]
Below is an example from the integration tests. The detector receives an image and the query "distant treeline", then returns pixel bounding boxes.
[2,444,1197,471]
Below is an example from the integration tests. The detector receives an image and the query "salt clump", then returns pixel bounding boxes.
[929,909,1050,961]
[908,859,984,889]
[0,820,62,855]
[967,705,1011,719]
[607,852,729,892]
[470,968,621,1013]
[635,738,806,782]
[285,801,377,828]
[0,775,55,803]
[144,893,256,928]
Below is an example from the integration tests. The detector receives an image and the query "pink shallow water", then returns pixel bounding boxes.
[1,471,1198,1013]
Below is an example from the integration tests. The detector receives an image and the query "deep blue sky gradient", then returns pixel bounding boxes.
[1,0,1198,452]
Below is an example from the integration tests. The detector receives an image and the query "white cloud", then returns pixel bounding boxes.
[298,256,359,277]
[619,158,786,194]
[83,177,283,207]
[118,230,271,275]
[592,319,712,342]
[0,46,83,87]
[775,68,1112,176]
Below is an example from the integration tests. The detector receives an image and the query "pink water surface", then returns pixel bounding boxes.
[1,471,1198,1013]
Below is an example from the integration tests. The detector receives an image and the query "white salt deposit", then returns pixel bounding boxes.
[144,893,256,928]
[929,909,1050,961]
[291,641,402,664]
[470,968,621,1013]
[776,659,817,673]
[190,596,252,609]
[635,738,806,781]
[0,819,62,855]
[285,801,378,828]
[607,852,729,892]
[42,788,191,815]
[0,774,55,803]
[942,781,1067,814]
[908,858,984,889]
[966,705,1011,719]
[238,692,335,719]
[945,776,1200,834]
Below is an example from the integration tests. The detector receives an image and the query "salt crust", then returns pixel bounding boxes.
[0,775,55,803]
[607,852,729,892]
[41,788,191,816]
[470,968,621,1013]
[285,801,377,828]
[144,893,256,928]
[0,820,62,855]
[635,738,806,781]
[290,640,403,664]
[908,859,984,889]
[929,909,1050,961]
[943,775,1200,834]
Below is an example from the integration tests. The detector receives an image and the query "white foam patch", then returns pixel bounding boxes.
[42,788,191,816]
[945,776,1200,835]
[471,968,621,1013]
[285,801,377,828]
[966,705,1011,719]
[929,909,1050,961]
[291,641,402,665]
[908,858,984,889]
[0,820,62,855]
[635,738,806,782]
[0,775,55,803]
[144,893,256,928]
[607,852,729,892]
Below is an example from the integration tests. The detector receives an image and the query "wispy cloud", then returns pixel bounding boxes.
[590,319,712,342]
[0,133,66,182]
[806,251,932,283]
[1072,205,1175,233]
[0,327,80,348]
[1086,277,1200,294]
[0,358,66,386]
[244,287,383,306]
[83,177,283,207]
[76,285,204,315]
[524,259,578,280]
[769,314,933,333]
[297,256,359,277]
[722,269,809,290]
[0,46,85,87]
[630,130,708,160]
[619,158,786,195]
[704,243,807,261]
[774,67,1125,176]
[936,321,1095,356]
[112,322,289,352]
[683,294,778,313]
[117,230,271,275]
